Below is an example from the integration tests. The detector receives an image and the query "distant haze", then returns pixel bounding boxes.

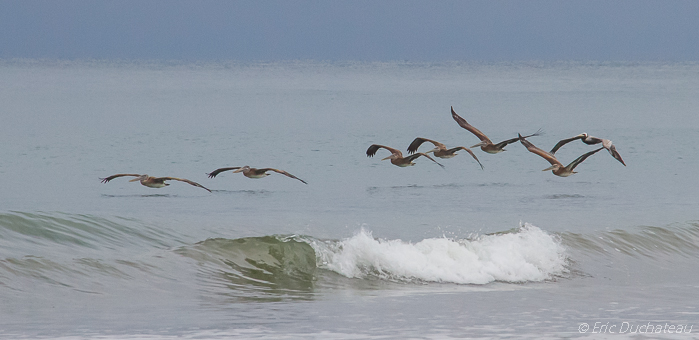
[1,0,698,61]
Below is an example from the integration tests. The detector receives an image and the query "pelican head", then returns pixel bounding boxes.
[542,165,562,172]
[232,166,250,173]
[129,174,148,182]
[381,154,397,161]
[470,141,488,148]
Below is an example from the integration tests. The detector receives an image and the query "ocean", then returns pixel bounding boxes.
[1,59,698,339]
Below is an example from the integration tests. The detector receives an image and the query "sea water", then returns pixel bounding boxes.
[0,60,698,339]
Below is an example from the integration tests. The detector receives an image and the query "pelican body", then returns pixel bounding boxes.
[451,106,540,154]
[207,166,307,184]
[518,134,603,177]
[100,174,211,192]
[366,144,444,168]
[407,137,483,169]
[550,133,626,166]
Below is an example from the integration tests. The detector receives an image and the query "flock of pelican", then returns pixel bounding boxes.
[366,106,625,177]
[101,106,625,192]
[101,166,307,192]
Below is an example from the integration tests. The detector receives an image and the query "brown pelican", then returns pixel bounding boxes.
[451,106,541,154]
[366,144,445,168]
[518,134,604,177]
[550,133,626,166]
[407,137,484,170]
[207,166,307,184]
[100,174,211,192]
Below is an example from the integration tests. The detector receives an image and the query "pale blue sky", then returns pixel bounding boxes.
[1,0,698,61]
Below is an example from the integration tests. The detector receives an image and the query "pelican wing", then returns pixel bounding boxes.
[407,137,443,154]
[451,106,492,143]
[549,134,586,155]
[447,147,484,170]
[607,144,626,166]
[100,173,142,183]
[158,177,212,192]
[261,168,308,184]
[519,134,561,166]
[566,147,604,171]
[207,167,242,178]
[493,129,543,150]
[366,144,402,158]
[406,153,445,168]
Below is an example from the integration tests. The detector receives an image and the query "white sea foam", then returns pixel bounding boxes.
[320,223,567,284]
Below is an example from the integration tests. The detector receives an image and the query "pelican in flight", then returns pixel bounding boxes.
[550,133,626,166]
[207,166,307,184]
[366,144,444,168]
[518,134,604,177]
[451,106,541,154]
[407,137,484,170]
[100,174,211,192]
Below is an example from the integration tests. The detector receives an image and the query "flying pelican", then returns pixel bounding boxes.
[366,144,444,168]
[407,137,484,170]
[100,174,211,192]
[549,133,626,166]
[207,166,307,184]
[518,134,604,177]
[451,106,541,154]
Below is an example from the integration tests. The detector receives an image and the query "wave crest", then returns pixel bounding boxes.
[316,224,568,284]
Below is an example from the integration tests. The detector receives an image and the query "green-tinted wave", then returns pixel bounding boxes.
[176,235,318,301]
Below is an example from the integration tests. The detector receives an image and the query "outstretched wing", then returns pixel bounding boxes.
[406,153,445,169]
[158,177,212,192]
[100,174,141,183]
[451,106,492,143]
[407,137,442,154]
[207,167,241,178]
[366,144,402,158]
[549,134,586,155]
[518,134,561,166]
[493,129,543,150]
[447,147,484,170]
[261,168,308,184]
[607,144,626,166]
[566,147,604,171]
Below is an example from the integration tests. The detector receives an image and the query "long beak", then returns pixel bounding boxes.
[129,177,140,182]
[470,141,486,148]
[232,168,244,173]
[542,166,556,171]
[425,148,437,154]
[381,156,391,161]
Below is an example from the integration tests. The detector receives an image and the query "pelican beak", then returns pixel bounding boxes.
[232,168,244,173]
[542,166,556,171]
[129,177,140,182]
[470,141,486,148]
[381,156,391,161]
[426,148,437,154]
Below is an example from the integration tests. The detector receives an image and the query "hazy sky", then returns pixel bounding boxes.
[2,0,698,61]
